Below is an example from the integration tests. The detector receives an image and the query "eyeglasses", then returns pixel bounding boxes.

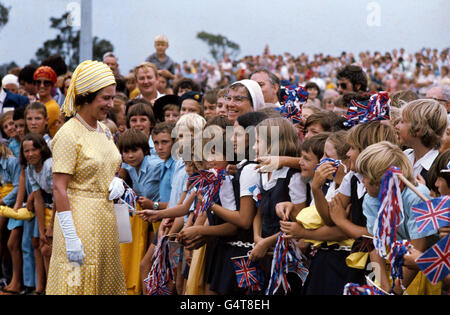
[224,95,250,103]
[34,80,53,87]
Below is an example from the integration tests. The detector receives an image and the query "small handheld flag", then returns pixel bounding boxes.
[231,255,264,293]
[411,195,450,234]
[415,234,450,285]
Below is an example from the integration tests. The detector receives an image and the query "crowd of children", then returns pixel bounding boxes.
[0,37,449,295]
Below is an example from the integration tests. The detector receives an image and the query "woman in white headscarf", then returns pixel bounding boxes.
[46,60,126,295]
[225,79,265,123]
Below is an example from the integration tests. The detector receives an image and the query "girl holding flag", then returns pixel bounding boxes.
[248,117,306,294]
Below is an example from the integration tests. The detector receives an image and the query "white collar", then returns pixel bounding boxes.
[405,148,439,173]
[261,166,290,189]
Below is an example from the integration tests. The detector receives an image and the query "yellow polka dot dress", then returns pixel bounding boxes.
[46,118,126,295]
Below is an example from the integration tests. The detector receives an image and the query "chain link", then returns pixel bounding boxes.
[227,241,255,248]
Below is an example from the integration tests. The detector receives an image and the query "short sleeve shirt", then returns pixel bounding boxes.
[363,184,438,240]
[122,155,162,201]
[27,157,53,194]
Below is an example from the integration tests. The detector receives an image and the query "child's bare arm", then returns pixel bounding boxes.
[136,192,196,221]
[13,167,26,210]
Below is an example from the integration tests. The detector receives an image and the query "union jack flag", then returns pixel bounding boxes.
[411,195,450,233]
[231,256,263,291]
[415,234,450,284]
[188,170,216,190]
[287,260,309,284]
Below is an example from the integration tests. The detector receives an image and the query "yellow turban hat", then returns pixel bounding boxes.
[62,60,116,116]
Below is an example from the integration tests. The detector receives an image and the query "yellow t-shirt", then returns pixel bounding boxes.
[129,88,140,100]
[45,99,61,138]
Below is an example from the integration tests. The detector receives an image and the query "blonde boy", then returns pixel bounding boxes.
[356,141,438,294]
[145,35,175,81]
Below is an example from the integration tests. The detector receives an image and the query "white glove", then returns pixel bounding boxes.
[108,177,124,201]
[56,211,86,266]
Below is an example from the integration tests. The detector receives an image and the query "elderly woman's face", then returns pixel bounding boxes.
[86,85,116,122]
[226,86,253,123]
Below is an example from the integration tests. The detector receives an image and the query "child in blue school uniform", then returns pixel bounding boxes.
[137,121,177,293]
[0,142,21,294]
[356,141,441,295]
[117,128,162,295]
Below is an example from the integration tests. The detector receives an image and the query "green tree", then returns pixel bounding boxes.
[33,12,115,71]
[196,31,240,63]
[0,2,9,32]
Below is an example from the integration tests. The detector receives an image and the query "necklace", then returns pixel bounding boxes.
[75,113,101,132]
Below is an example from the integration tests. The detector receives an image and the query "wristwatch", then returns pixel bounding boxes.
[153,201,159,210]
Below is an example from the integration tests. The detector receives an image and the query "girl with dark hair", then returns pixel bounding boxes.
[15,133,53,295]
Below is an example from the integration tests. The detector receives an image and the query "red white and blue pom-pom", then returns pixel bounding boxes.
[343,283,387,295]
[266,232,309,295]
[275,84,309,125]
[120,181,138,216]
[388,240,411,291]
[145,235,176,295]
[343,92,390,127]
[373,166,405,258]
[189,168,228,217]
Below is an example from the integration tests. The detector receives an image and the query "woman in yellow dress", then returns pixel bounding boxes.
[46,60,126,295]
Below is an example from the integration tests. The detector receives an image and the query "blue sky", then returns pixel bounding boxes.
[1,0,449,74]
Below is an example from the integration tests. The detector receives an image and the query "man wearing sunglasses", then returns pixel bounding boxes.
[336,65,368,95]
[33,66,61,137]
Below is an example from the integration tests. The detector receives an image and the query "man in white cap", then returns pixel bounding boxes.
[1,74,19,94]
[0,74,29,114]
